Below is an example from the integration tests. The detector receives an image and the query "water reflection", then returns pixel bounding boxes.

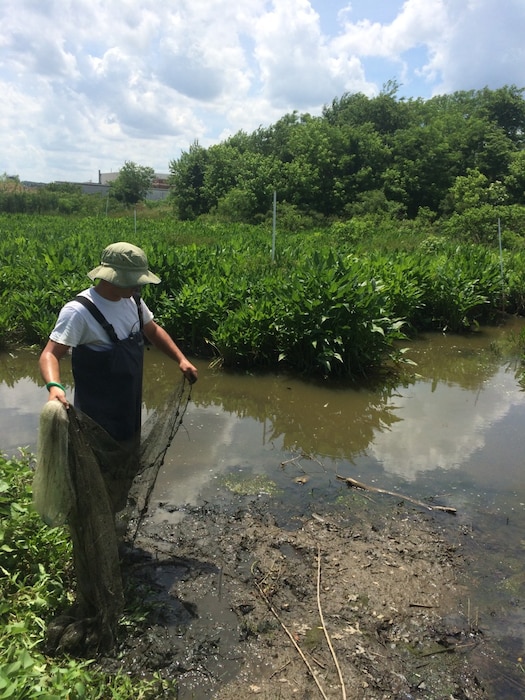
[185,370,399,459]
[143,325,525,493]
[0,348,64,455]
[1,325,524,485]
[370,340,525,482]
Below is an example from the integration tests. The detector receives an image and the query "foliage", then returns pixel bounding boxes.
[168,141,210,219]
[0,213,524,378]
[169,85,525,223]
[0,452,174,699]
[109,161,155,205]
[209,250,407,377]
[3,85,525,227]
[411,243,503,330]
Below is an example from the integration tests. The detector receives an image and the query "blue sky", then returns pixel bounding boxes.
[1,0,524,183]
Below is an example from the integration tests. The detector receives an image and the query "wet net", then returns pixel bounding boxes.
[33,379,192,655]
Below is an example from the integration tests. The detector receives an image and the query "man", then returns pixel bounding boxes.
[38,241,198,653]
[39,241,198,445]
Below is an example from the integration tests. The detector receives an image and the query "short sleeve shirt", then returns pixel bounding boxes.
[50,287,154,351]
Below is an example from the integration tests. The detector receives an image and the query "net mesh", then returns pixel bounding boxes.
[33,379,192,655]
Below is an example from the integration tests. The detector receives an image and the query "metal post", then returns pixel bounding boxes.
[271,191,276,262]
[498,217,504,309]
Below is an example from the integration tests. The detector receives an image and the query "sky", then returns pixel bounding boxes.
[1,0,524,184]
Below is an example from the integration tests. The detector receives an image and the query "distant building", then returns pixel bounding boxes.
[18,171,171,201]
[97,170,170,200]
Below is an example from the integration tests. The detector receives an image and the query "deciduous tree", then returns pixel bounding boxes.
[110,161,155,205]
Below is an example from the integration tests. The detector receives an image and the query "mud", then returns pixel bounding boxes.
[89,483,498,700]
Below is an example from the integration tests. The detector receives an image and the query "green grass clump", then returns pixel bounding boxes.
[0,451,173,699]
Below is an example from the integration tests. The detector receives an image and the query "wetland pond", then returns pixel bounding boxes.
[2,319,525,697]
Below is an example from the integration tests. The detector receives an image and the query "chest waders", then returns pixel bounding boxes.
[71,295,144,443]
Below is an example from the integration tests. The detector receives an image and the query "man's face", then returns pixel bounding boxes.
[98,281,144,300]
[116,286,138,298]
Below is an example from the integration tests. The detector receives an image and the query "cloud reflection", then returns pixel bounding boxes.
[369,366,525,481]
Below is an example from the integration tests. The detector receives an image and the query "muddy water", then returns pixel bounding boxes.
[2,320,525,690]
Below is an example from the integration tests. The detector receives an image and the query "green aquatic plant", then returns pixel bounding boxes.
[221,472,280,496]
[1,213,524,378]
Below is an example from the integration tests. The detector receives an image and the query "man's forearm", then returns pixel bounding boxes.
[144,322,198,381]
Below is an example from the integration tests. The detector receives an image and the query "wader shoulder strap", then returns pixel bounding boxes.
[132,292,144,331]
[73,296,120,344]
[132,292,151,346]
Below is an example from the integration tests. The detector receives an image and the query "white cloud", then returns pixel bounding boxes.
[336,0,446,58]
[0,0,523,182]
[255,0,345,106]
[428,0,525,94]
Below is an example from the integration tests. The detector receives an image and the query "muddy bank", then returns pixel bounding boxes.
[91,485,497,700]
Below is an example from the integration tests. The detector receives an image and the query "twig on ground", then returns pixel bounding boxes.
[306,652,327,670]
[280,454,307,467]
[316,545,347,700]
[269,660,291,679]
[408,602,435,608]
[254,579,329,700]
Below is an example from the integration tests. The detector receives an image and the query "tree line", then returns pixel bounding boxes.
[169,83,525,228]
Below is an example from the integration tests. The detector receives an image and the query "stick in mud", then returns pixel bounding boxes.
[335,475,457,514]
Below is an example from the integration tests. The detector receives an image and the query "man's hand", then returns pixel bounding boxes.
[180,359,198,384]
[48,385,69,407]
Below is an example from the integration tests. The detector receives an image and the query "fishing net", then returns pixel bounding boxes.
[33,379,192,656]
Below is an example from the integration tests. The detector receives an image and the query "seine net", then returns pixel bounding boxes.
[33,379,192,655]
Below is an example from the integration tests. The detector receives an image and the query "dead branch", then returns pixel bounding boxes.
[336,475,457,514]
[254,579,329,700]
[280,454,305,467]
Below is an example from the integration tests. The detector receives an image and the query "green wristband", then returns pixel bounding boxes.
[46,381,66,393]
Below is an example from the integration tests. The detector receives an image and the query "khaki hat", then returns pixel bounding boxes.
[88,242,161,287]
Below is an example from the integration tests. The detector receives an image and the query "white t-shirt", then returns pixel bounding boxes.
[50,287,154,351]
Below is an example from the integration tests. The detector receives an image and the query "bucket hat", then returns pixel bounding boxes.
[88,242,161,287]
